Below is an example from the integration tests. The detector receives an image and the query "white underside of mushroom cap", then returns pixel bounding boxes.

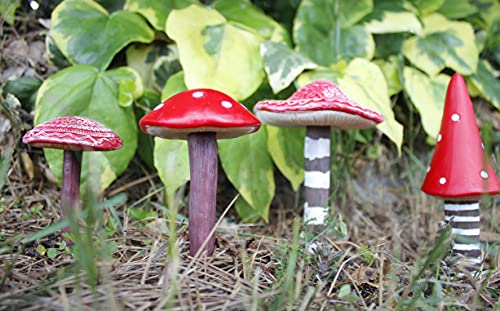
[144,125,258,140]
[255,110,378,129]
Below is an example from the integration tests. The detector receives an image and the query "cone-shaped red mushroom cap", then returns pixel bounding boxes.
[139,89,261,139]
[254,80,384,129]
[23,116,123,151]
[421,73,500,200]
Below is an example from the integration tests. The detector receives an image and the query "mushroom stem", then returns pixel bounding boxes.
[61,150,82,243]
[444,200,481,271]
[187,132,217,256]
[303,126,331,233]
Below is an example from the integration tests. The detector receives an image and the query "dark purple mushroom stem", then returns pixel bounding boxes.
[304,126,331,234]
[187,132,217,256]
[60,150,82,245]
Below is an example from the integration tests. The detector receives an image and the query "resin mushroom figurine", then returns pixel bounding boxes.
[22,116,123,242]
[139,89,261,256]
[254,80,384,234]
[421,73,500,271]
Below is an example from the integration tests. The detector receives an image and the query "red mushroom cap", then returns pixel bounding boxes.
[254,80,384,129]
[23,116,123,151]
[421,73,500,200]
[139,89,261,139]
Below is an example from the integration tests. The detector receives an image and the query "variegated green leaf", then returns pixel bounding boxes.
[469,60,500,110]
[402,14,478,76]
[363,0,422,34]
[260,40,317,94]
[166,4,264,100]
[50,0,154,70]
[125,0,196,31]
[373,56,402,96]
[403,66,451,139]
[437,0,477,19]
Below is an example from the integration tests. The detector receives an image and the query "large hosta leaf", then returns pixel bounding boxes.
[294,0,374,65]
[218,129,275,222]
[212,0,289,42]
[260,41,317,94]
[403,67,450,139]
[469,60,500,110]
[362,0,422,34]
[125,0,196,31]
[266,126,305,191]
[298,58,404,153]
[51,0,154,70]
[166,4,264,100]
[402,14,478,76]
[34,65,139,193]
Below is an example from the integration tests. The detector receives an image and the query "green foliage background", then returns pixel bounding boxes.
[4,0,500,221]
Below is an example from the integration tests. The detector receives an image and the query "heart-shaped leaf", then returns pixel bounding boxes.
[166,4,264,100]
[402,13,478,76]
[469,60,500,110]
[125,0,196,31]
[294,0,374,66]
[362,0,422,34]
[260,40,317,94]
[51,0,154,70]
[218,129,275,222]
[34,65,139,193]
[403,67,450,139]
[298,58,404,153]
[266,126,305,191]
[212,0,289,42]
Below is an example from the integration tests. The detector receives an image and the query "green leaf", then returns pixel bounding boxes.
[294,0,374,66]
[166,4,264,100]
[161,71,187,100]
[373,56,403,96]
[437,0,477,19]
[374,33,408,58]
[235,196,263,223]
[218,129,275,222]
[266,126,305,191]
[298,58,404,153]
[362,0,422,34]
[408,0,445,16]
[47,248,58,259]
[3,76,42,109]
[46,35,72,69]
[260,41,317,94]
[402,14,478,76]
[154,138,190,208]
[51,0,154,70]
[125,0,196,31]
[126,43,180,91]
[212,0,289,42]
[135,89,161,167]
[129,206,157,221]
[472,0,500,31]
[469,60,500,110]
[403,66,450,139]
[34,65,138,193]
[0,0,19,25]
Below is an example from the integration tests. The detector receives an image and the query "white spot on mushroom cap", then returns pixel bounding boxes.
[426,166,430,173]
[153,103,164,111]
[192,91,204,98]
[437,133,442,142]
[480,170,489,179]
[221,100,232,109]
[439,177,447,185]
[451,113,460,122]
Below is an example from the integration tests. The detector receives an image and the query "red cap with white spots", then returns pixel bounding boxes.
[421,73,500,199]
[22,116,123,151]
[254,80,384,129]
[139,89,261,139]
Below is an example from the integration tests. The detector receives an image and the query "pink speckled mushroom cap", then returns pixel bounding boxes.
[23,116,123,151]
[254,80,384,129]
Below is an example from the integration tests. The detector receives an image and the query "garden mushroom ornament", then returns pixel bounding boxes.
[22,116,123,242]
[254,80,383,234]
[421,73,500,271]
[139,89,261,256]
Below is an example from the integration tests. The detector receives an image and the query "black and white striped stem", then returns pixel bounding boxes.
[444,201,481,270]
[303,126,331,232]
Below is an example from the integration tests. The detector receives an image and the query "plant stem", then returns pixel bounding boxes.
[303,126,331,234]
[188,132,217,256]
[61,150,82,244]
